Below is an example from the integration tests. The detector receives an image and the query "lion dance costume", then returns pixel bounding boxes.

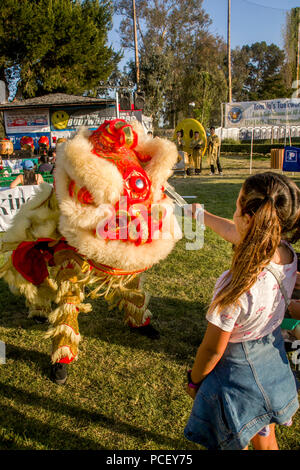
[0,119,180,383]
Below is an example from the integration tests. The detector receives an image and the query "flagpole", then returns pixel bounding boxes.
[227,0,232,103]
[297,22,300,88]
[132,0,140,89]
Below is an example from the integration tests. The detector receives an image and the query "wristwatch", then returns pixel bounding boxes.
[187,369,202,390]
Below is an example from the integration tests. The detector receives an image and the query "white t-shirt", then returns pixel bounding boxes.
[206,243,297,343]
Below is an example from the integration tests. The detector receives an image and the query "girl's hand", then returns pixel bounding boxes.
[185,203,202,219]
[192,203,202,218]
[295,272,300,290]
[288,299,300,320]
[186,385,197,400]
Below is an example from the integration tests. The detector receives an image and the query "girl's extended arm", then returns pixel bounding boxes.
[191,204,239,245]
[204,210,239,244]
[187,322,231,399]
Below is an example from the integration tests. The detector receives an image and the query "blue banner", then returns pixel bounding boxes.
[8,132,52,151]
[282,146,300,172]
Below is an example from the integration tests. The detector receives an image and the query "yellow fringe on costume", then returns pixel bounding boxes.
[44,249,151,363]
[45,302,90,364]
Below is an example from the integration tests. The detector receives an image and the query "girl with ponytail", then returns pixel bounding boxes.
[184,172,300,450]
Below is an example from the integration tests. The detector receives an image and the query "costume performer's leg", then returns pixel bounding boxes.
[105,274,158,334]
[45,249,92,364]
[119,274,152,327]
[104,274,150,326]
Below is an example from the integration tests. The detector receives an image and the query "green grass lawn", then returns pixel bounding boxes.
[0,155,299,450]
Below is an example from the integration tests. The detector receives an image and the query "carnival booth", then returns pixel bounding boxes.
[0,92,152,152]
[0,93,118,152]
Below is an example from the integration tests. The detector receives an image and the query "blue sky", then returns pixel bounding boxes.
[108,0,300,70]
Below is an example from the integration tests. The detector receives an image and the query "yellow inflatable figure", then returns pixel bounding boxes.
[174,119,207,175]
[174,119,207,156]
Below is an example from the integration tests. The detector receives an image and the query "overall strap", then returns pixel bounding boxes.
[264,265,291,314]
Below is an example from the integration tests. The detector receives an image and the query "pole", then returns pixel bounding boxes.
[250,128,254,174]
[218,103,224,160]
[297,21,300,88]
[284,126,287,146]
[227,0,232,103]
[271,126,273,145]
[115,90,120,119]
[132,0,140,88]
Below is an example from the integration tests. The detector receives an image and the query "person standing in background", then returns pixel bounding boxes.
[190,131,204,175]
[174,130,188,176]
[207,127,222,176]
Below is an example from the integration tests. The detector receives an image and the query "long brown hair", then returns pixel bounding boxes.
[209,172,300,315]
[23,168,38,185]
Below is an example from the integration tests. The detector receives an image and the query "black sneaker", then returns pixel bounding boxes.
[31,315,48,324]
[50,363,68,385]
[284,341,294,353]
[130,324,160,340]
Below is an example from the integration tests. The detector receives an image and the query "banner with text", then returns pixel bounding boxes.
[225,98,300,128]
[0,185,44,232]
[50,106,116,132]
[5,109,50,134]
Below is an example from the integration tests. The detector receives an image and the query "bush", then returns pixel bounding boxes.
[220,142,300,155]
[221,138,241,145]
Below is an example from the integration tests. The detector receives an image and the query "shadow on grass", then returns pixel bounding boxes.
[68,294,207,359]
[0,400,107,450]
[0,380,188,450]
[5,343,52,379]
[0,293,206,355]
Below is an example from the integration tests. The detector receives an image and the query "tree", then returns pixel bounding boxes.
[115,0,227,128]
[232,42,287,101]
[283,7,300,88]
[231,45,251,101]
[0,0,121,99]
[256,74,290,100]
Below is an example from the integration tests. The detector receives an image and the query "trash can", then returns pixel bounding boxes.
[270,149,284,169]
